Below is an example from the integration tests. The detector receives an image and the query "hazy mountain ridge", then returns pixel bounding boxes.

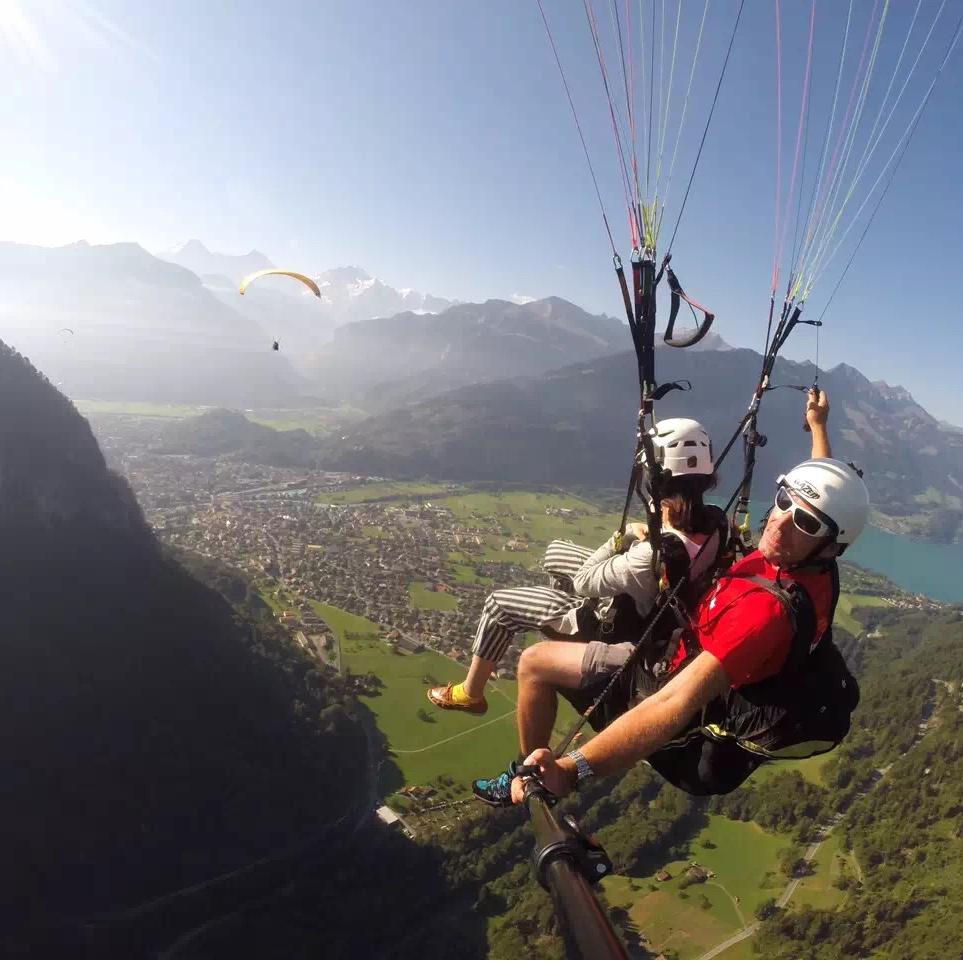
[305,295,632,406]
[156,408,319,466]
[158,238,274,282]
[0,240,301,405]
[315,345,963,542]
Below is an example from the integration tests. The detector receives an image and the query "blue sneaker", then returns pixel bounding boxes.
[472,762,518,807]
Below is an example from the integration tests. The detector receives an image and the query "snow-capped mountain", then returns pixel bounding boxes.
[314,266,456,324]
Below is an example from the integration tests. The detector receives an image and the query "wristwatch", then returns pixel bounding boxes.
[566,748,594,786]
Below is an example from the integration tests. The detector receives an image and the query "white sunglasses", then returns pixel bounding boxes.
[773,479,837,539]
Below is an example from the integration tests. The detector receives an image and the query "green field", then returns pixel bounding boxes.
[259,584,296,615]
[689,816,792,913]
[748,749,836,789]
[788,832,852,912]
[307,602,578,795]
[75,399,211,419]
[246,405,366,435]
[603,815,792,959]
[605,874,739,960]
[603,812,857,960]
[448,560,493,586]
[835,591,890,636]
[409,581,459,611]
[324,481,459,504]
[439,490,620,569]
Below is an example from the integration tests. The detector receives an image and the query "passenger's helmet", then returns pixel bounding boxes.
[652,418,714,476]
[780,458,870,547]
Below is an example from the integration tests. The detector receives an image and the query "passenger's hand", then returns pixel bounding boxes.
[805,388,829,431]
[627,521,649,541]
[510,747,577,804]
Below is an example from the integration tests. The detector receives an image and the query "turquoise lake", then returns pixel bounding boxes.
[844,525,963,603]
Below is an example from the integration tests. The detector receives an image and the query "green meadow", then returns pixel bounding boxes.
[75,399,210,419]
[409,581,459,612]
[324,481,460,504]
[603,815,794,959]
[788,832,853,912]
[835,591,891,637]
[448,559,493,586]
[439,489,620,569]
[308,601,575,797]
[749,749,837,789]
[246,405,367,434]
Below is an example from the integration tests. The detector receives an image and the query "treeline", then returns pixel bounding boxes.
[709,770,830,843]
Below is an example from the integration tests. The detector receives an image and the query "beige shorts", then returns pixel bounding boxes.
[579,640,635,687]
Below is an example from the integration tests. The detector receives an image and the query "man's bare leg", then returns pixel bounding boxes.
[516,641,588,755]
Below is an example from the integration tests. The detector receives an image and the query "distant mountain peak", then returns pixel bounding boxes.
[174,238,210,254]
[157,241,274,285]
[828,361,867,381]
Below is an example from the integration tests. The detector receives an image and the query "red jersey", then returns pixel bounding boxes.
[672,551,835,688]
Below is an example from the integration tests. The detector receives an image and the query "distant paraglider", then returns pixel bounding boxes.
[272,340,280,352]
[58,327,74,337]
[238,269,322,298]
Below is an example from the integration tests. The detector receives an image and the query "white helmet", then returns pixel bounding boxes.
[652,418,714,476]
[780,458,870,547]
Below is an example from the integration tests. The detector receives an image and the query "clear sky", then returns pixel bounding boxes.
[2,0,962,421]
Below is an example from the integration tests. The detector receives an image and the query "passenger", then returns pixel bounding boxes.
[428,418,723,715]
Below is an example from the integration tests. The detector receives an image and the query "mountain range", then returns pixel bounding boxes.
[306,295,632,408]
[311,345,963,541]
[4,238,960,539]
[0,240,459,404]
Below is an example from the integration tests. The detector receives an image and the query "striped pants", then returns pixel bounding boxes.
[472,540,593,664]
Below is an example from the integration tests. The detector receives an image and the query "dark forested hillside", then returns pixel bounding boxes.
[749,606,963,959]
[156,407,319,465]
[0,341,481,958]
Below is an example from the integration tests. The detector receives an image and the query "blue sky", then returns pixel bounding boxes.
[2,0,962,421]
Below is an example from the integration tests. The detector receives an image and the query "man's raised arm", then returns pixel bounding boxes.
[806,388,832,459]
